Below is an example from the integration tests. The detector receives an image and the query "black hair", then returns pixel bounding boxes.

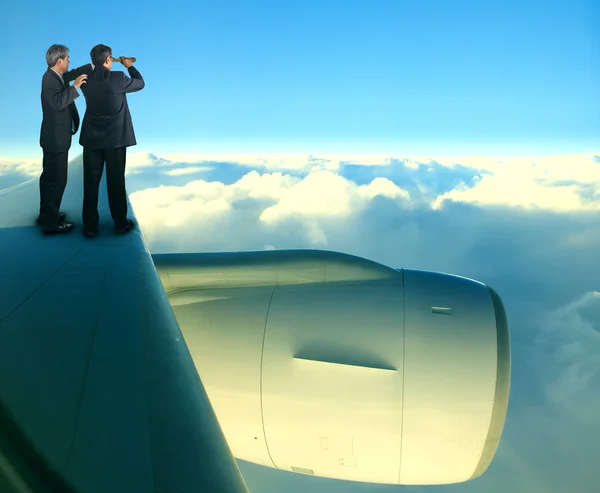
[90,44,112,66]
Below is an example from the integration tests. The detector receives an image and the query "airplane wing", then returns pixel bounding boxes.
[0,155,250,492]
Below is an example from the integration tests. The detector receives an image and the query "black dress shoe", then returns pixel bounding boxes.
[37,213,66,225]
[84,230,97,238]
[42,222,74,235]
[115,219,134,234]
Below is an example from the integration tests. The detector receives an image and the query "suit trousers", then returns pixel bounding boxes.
[39,150,68,231]
[82,147,128,232]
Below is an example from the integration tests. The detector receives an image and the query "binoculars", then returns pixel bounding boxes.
[111,56,137,63]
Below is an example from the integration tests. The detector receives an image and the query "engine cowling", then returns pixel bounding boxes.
[152,250,510,486]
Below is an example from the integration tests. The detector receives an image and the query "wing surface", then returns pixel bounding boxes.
[0,155,249,493]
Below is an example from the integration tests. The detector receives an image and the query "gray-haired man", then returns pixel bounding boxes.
[38,44,90,234]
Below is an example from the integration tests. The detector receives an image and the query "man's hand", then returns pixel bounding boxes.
[120,57,133,68]
[73,73,87,89]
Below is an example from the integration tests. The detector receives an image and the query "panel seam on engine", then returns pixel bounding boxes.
[259,287,278,469]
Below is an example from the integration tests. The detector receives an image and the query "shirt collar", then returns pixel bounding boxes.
[50,67,63,81]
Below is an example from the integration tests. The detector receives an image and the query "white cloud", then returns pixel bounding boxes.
[130,169,410,230]
[358,177,410,201]
[229,170,300,201]
[124,151,600,258]
[437,153,600,183]
[433,172,596,211]
[165,166,214,176]
[254,171,410,247]
[162,152,344,172]
[258,170,361,224]
[433,153,600,211]
[125,152,176,174]
[129,168,412,251]
[129,180,232,227]
[125,151,600,213]
[404,159,420,169]
[7,151,597,214]
[0,158,41,178]
[160,152,437,172]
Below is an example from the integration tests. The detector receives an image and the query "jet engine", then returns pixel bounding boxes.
[152,250,510,485]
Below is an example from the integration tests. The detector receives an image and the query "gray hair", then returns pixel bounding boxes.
[46,44,69,68]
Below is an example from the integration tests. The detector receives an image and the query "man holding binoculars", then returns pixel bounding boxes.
[78,44,145,238]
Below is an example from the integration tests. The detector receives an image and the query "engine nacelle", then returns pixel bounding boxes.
[152,250,510,485]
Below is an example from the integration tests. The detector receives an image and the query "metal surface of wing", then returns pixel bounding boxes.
[0,156,249,493]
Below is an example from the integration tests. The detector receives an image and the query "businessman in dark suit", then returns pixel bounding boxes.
[79,44,145,237]
[39,44,91,234]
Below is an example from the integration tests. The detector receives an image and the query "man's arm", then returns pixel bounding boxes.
[119,66,145,93]
[63,63,93,83]
[118,57,145,93]
[42,75,79,111]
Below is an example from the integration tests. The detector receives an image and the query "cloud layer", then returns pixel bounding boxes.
[1,150,599,492]
[0,157,41,191]
[124,151,600,492]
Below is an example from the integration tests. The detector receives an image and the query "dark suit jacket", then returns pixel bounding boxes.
[39,65,91,153]
[79,66,145,149]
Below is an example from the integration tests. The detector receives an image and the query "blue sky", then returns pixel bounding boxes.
[1,0,599,158]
